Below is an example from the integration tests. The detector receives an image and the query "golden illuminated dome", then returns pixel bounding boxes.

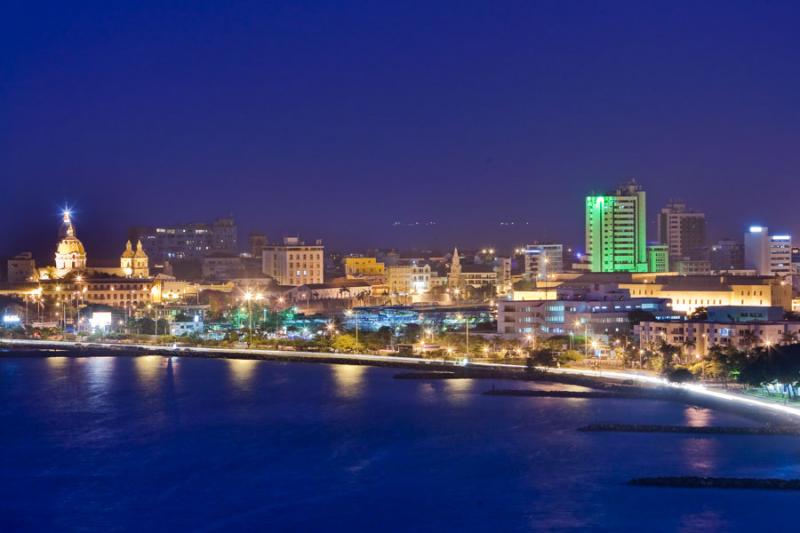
[54,210,87,277]
[57,235,86,256]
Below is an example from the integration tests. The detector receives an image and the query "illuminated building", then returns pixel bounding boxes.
[54,210,87,278]
[585,180,648,273]
[523,244,563,280]
[459,265,498,289]
[621,274,791,313]
[385,262,431,296]
[646,244,669,273]
[262,236,324,286]
[120,240,150,278]
[344,257,385,279]
[636,316,800,356]
[448,247,462,288]
[744,226,791,283]
[498,297,674,339]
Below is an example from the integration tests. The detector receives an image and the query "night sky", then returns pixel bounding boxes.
[3,1,800,260]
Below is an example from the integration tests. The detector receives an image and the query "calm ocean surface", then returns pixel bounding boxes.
[0,355,798,531]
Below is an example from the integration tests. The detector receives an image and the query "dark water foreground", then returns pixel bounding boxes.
[0,355,798,531]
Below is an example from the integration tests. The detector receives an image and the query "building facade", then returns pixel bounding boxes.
[585,180,648,273]
[524,244,563,280]
[637,319,800,356]
[621,274,791,313]
[120,240,149,278]
[710,239,744,271]
[744,226,792,282]
[657,202,707,263]
[344,257,385,279]
[647,244,669,273]
[7,252,36,284]
[498,297,673,339]
[262,237,324,286]
[385,262,431,295]
[130,218,238,262]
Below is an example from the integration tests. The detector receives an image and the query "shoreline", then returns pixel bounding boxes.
[2,338,799,425]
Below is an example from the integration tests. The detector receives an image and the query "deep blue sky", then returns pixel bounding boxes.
[2,1,800,260]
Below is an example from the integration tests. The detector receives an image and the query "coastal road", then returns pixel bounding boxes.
[4,338,800,421]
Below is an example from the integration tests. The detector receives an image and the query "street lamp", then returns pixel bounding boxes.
[243,291,262,347]
[345,309,359,347]
[456,313,469,356]
[55,285,65,336]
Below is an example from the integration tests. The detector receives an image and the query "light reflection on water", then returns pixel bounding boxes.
[685,406,713,427]
[331,364,367,399]
[46,356,68,372]
[228,359,258,388]
[444,378,474,404]
[135,356,163,385]
[83,357,115,410]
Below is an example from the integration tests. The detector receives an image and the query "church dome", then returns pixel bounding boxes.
[58,235,86,256]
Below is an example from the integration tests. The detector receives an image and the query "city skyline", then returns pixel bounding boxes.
[4,181,792,263]
[4,2,800,257]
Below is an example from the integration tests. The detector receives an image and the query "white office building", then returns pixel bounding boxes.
[524,244,563,280]
[744,226,792,283]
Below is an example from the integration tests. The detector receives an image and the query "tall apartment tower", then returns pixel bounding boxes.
[585,180,647,273]
[657,202,707,262]
[744,226,792,282]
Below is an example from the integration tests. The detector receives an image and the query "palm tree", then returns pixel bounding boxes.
[738,330,758,352]
[780,331,799,346]
[681,338,696,364]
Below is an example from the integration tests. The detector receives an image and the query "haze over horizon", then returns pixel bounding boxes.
[3,1,799,259]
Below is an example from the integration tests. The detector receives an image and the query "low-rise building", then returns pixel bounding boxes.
[7,252,36,283]
[498,297,674,339]
[385,262,431,296]
[202,253,244,280]
[286,281,372,303]
[636,319,800,355]
[621,274,791,314]
[344,257,385,279]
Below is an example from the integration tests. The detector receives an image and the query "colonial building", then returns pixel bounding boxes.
[120,240,150,278]
[52,211,87,278]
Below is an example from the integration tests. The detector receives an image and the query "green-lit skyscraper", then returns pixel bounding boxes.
[585,180,648,272]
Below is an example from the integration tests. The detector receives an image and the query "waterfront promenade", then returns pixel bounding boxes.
[3,338,800,422]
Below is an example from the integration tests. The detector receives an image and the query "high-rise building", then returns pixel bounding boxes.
[744,226,792,281]
[710,239,744,271]
[262,236,324,286]
[130,217,238,262]
[523,244,563,279]
[657,201,707,263]
[585,180,647,273]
